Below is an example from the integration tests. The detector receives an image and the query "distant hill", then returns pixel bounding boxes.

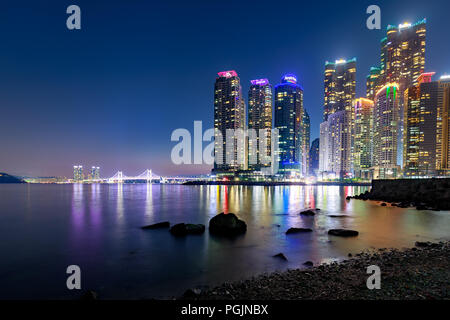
[0,173,26,183]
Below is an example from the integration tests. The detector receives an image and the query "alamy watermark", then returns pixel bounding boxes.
[170,121,280,172]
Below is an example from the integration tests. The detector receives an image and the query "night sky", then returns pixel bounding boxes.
[1,0,450,177]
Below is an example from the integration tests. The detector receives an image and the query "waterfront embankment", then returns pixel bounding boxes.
[183,181,371,186]
[181,241,450,300]
[349,178,450,210]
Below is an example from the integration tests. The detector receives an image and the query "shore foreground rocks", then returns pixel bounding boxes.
[349,178,450,210]
[328,229,359,237]
[141,221,170,229]
[170,223,205,236]
[181,241,450,300]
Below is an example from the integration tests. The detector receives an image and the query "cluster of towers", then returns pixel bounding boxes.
[319,19,450,180]
[73,165,100,182]
[213,72,311,177]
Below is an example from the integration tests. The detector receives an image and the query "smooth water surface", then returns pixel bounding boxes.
[0,184,449,299]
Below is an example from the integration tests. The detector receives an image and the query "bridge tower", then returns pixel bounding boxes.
[145,169,152,184]
[118,171,123,184]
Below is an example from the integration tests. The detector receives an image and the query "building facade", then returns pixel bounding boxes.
[274,74,304,176]
[302,109,310,176]
[309,138,320,176]
[248,79,273,172]
[73,165,83,182]
[353,98,374,179]
[91,166,100,180]
[366,66,381,101]
[380,19,427,167]
[323,58,356,121]
[372,83,400,178]
[404,73,450,176]
[213,70,246,173]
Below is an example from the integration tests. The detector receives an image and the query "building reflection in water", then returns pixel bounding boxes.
[145,183,153,217]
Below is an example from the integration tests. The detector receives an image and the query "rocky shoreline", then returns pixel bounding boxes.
[348,178,450,210]
[180,241,450,300]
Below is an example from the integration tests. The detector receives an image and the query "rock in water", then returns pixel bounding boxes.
[303,261,313,267]
[273,253,288,261]
[185,224,205,235]
[170,223,205,236]
[328,229,359,237]
[141,221,170,229]
[300,210,316,216]
[209,213,247,236]
[170,223,188,236]
[286,227,313,234]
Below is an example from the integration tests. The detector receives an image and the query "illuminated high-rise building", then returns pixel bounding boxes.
[366,66,381,101]
[309,138,320,176]
[404,73,450,176]
[322,58,356,178]
[91,166,100,180]
[381,20,426,89]
[380,19,427,167]
[274,74,304,176]
[248,79,272,172]
[372,83,400,178]
[302,109,310,176]
[353,98,374,179]
[73,165,83,182]
[213,70,246,173]
[323,58,356,121]
[437,75,450,174]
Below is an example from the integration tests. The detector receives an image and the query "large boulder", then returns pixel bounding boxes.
[286,227,312,234]
[170,223,205,236]
[141,221,170,229]
[328,229,359,237]
[209,213,247,236]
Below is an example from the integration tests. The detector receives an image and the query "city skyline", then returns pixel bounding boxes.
[2,1,450,177]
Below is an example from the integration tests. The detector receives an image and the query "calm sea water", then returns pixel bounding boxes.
[0,183,449,299]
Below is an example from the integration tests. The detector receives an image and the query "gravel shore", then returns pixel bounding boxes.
[182,241,450,300]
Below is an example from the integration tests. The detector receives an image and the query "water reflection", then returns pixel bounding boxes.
[4,183,450,299]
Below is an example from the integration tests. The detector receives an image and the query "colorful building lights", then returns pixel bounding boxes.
[217,70,238,78]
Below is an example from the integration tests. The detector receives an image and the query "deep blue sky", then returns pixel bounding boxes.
[1,0,450,177]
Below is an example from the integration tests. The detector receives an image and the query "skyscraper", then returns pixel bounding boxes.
[353,98,374,179]
[323,58,356,121]
[380,19,427,167]
[274,74,304,176]
[73,165,83,182]
[436,75,450,174]
[213,70,246,173]
[321,58,356,178]
[404,73,450,176]
[372,83,400,178]
[327,110,352,178]
[309,138,320,176]
[248,79,273,172]
[91,166,100,180]
[302,109,310,176]
[366,66,381,101]
[381,20,426,90]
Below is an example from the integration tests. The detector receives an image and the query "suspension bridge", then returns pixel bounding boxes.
[82,169,204,184]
